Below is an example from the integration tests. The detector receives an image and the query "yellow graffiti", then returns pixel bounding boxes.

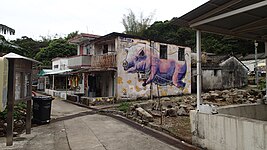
[161,90,167,96]
[183,88,189,94]
[127,80,132,84]
[117,77,123,84]
[122,88,127,95]
[135,86,141,92]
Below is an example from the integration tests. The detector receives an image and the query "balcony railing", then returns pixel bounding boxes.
[68,54,116,69]
[68,55,91,69]
[91,54,116,68]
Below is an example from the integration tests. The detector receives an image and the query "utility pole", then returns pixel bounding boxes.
[255,40,258,87]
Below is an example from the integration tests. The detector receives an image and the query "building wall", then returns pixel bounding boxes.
[116,37,191,100]
[242,59,265,72]
[192,69,223,92]
[52,58,69,70]
[221,57,248,89]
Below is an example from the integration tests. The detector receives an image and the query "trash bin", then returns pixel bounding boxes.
[32,96,54,124]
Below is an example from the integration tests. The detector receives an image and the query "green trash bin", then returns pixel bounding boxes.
[32,96,54,124]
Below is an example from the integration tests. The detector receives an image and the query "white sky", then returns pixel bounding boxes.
[1,0,208,40]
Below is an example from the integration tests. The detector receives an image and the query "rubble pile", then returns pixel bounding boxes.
[127,88,263,119]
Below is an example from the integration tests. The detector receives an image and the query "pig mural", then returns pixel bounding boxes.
[122,44,188,88]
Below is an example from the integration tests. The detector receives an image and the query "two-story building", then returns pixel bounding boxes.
[45,32,192,101]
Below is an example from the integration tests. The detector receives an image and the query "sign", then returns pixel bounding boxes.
[0,57,8,112]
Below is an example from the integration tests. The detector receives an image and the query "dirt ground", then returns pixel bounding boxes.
[154,116,192,144]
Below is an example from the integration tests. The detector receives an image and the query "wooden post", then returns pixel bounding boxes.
[6,59,15,146]
[26,72,32,134]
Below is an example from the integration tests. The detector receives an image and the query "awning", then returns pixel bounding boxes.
[39,69,73,76]
[171,0,267,42]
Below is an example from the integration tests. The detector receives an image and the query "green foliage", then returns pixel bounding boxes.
[35,38,76,65]
[0,102,27,121]
[12,36,49,58]
[259,79,266,90]
[118,102,131,112]
[122,9,154,36]
[142,20,264,55]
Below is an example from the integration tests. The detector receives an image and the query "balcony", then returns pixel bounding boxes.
[91,54,116,68]
[68,54,116,69]
[68,55,91,69]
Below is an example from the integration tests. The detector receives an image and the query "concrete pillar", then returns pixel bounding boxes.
[196,30,202,110]
[265,42,267,102]
[52,75,55,90]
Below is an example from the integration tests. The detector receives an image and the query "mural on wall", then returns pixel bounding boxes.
[122,43,188,89]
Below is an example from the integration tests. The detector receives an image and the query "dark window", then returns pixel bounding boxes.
[178,47,185,61]
[214,70,218,76]
[103,45,108,54]
[54,65,59,69]
[160,45,167,59]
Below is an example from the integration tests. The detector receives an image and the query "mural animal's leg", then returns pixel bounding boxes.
[143,66,156,86]
[172,65,180,87]
[176,63,187,88]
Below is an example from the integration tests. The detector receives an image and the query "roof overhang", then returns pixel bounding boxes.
[68,33,100,44]
[171,0,267,42]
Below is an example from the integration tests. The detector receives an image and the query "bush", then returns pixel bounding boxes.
[118,102,131,112]
[0,102,27,121]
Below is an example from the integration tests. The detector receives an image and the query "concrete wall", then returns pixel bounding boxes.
[190,107,267,150]
[221,57,248,89]
[116,37,191,100]
[218,104,267,121]
[52,58,69,70]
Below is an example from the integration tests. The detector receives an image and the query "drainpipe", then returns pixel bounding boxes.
[196,30,202,111]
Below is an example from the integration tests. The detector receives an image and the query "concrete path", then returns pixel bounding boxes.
[0,97,179,150]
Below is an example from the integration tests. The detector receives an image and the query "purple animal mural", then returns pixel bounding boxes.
[122,44,187,88]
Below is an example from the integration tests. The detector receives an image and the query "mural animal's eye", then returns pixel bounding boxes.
[139,50,145,56]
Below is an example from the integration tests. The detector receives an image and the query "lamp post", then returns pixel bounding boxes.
[255,40,259,87]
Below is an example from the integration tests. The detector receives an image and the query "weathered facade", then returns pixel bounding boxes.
[44,32,191,100]
[192,54,248,92]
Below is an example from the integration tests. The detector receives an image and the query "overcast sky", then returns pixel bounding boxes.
[1,0,208,40]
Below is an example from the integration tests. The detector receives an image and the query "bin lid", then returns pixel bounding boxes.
[32,96,54,101]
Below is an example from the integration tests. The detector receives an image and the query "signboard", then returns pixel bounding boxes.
[0,57,8,112]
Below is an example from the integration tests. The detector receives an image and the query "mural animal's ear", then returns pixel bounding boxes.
[139,49,145,56]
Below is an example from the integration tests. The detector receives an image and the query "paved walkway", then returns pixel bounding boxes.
[0,97,180,150]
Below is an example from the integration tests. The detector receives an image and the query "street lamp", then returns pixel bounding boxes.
[255,40,258,87]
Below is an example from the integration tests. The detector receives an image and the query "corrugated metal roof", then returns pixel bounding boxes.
[171,0,267,41]
[3,52,40,64]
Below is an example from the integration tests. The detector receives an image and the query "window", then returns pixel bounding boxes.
[178,47,185,61]
[214,70,218,76]
[103,44,108,54]
[160,45,167,59]
[54,65,59,69]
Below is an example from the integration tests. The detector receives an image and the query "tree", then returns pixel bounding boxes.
[122,9,154,36]
[142,20,263,55]
[11,36,50,58]
[35,38,76,65]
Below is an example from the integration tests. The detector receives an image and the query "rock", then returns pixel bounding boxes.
[136,107,153,122]
[222,90,229,93]
[222,94,230,99]
[160,97,171,101]
[215,98,224,102]
[191,102,197,107]
[13,132,19,137]
[177,107,188,116]
[149,110,161,117]
[166,108,177,117]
